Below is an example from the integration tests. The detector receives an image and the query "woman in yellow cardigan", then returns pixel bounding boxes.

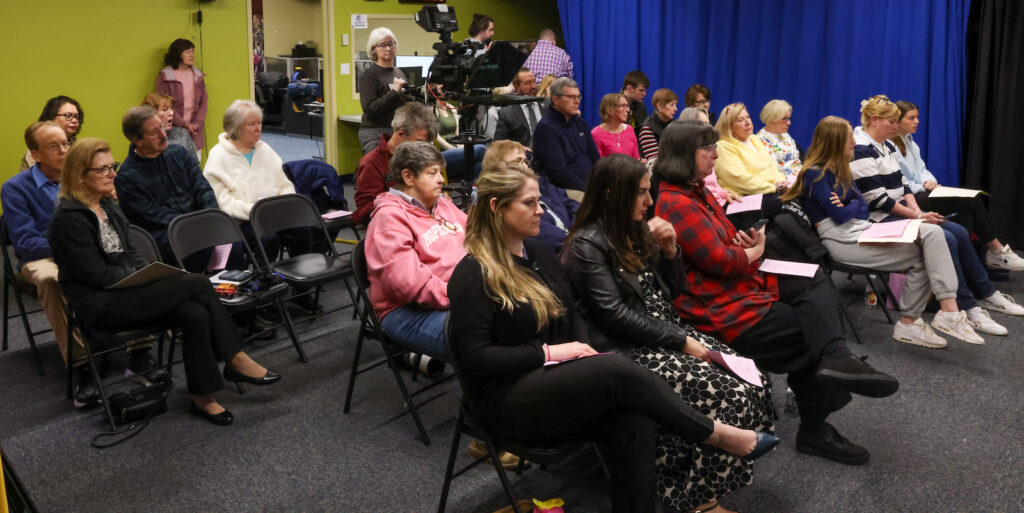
[713,102,787,196]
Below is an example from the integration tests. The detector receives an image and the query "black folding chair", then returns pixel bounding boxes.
[128,224,163,266]
[437,320,609,513]
[167,208,307,362]
[820,257,897,325]
[248,194,357,318]
[1,214,47,375]
[344,239,454,446]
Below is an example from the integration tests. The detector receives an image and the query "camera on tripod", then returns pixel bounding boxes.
[413,5,485,98]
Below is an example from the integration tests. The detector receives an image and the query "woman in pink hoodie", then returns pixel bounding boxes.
[365,141,467,359]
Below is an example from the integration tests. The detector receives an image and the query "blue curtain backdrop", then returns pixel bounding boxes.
[556,0,970,185]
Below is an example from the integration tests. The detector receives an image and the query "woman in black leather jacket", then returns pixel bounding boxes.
[561,154,775,513]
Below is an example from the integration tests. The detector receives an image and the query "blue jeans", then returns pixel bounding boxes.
[379,305,449,362]
[442,145,486,182]
[940,221,996,310]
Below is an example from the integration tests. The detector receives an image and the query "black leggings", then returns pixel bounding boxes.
[494,354,715,513]
[91,273,244,395]
[915,191,996,243]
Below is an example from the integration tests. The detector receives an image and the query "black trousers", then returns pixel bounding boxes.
[91,273,244,396]
[915,191,996,243]
[494,354,715,513]
[731,271,852,431]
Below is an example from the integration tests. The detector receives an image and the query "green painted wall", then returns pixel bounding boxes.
[333,0,562,173]
[0,0,251,187]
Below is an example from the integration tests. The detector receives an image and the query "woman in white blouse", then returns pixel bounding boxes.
[756,99,803,179]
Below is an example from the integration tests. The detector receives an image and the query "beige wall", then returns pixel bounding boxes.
[263,0,323,58]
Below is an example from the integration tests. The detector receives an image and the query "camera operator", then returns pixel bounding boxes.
[465,14,494,58]
[358,27,410,154]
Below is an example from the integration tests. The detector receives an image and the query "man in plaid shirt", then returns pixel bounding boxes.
[522,28,574,84]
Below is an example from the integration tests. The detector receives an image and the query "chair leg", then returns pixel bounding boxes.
[12,291,44,375]
[591,443,612,482]
[82,335,117,431]
[275,300,308,363]
[436,409,465,513]
[66,315,74,399]
[381,341,432,446]
[481,433,524,513]
[865,274,895,324]
[343,326,367,413]
[3,282,10,351]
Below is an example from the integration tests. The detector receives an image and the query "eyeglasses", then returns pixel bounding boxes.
[781,117,792,122]
[616,103,630,109]
[375,40,397,49]
[42,141,71,152]
[557,94,582,102]
[693,98,710,106]
[698,143,718,152]
[86,163,120,176]
[56,112,81,121]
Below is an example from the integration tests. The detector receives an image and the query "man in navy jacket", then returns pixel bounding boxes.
[531,78,600,196]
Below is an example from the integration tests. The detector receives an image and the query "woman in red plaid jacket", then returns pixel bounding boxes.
[652,120,899,466]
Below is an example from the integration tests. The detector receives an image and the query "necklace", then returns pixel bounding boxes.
[412,206,459,232]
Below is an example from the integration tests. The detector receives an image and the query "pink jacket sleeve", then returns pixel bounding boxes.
[703,170,730,206]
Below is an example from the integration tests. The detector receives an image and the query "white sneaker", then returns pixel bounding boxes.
[977,291,1024,316]
[931,311,985,345]
[986,244,1024,271]
[967,307,1007,336]
[892,318,948,348]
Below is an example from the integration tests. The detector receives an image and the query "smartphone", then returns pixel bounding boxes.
[749,218,769,231]
[218,270,252,282]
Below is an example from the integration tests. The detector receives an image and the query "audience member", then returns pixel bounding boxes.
[48,137,280,426]
[675,107,741,208]
[684,84,714,124]
[114,105,224,270]
[654,120,899,466]
[563,154,774,513]
[202,100,313,267]
[782,116,989,347]
[890,100,1024,271]
[466,13,495,57]
[3,122,98,406]
[494,68,545,147]
[364,142,464,360]
[536,74,557,98]
[531,78,600,199]
[156,38,207,163]
[353,102,438,225]
[20,96,84,171]
[357,27,409,154]
[592,93,641,159]
[713,103,787,196]
[142,92,198,156]
[637,88,679,160]
[852,95,1023,325]
[621,70,650,130]
[448,163,779,513]
[483,141,577,251]
[522,28,574,83]
[757,99,803,178]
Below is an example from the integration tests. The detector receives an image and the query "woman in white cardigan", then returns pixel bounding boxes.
[203,100,313,272]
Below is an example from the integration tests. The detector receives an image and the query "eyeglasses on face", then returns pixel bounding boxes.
[56,112,82,121]
[43,141,72,152]
[376,40,397,49]
[616,103,630,109]
[698,143,718,152]
[557,94,582,102]
[86,163,120,176]
[694,98,710,106]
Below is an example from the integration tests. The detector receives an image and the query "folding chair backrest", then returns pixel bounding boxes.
[250,194,336,257]
[166,209,249,268]
[351,240,385,332]
[127,224,162,265]
[0,215,18,280]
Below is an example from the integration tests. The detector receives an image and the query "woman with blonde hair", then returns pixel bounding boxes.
[783,116,990,347]
[713,102,787,196]
[141,92,197,155]
[536,74,557,98]
[482,141,577,251]
[852,95,1022,339]
[756,99,803,178]
[48,138,280,425]
[591,93,640,159]
[448,162,779,513]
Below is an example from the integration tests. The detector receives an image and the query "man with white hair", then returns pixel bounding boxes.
[522,28,574,84]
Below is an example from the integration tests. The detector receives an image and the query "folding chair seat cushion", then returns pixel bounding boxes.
[268,253,349,286]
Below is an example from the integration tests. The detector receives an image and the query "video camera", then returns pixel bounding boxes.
[413,5,486,97]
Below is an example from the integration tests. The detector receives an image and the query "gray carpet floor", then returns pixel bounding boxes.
[2,255,1023,512]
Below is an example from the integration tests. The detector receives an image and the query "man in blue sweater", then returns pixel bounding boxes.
[531,77,600,198]
[115,106,223,270]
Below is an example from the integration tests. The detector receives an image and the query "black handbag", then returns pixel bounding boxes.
[108,382,170,425]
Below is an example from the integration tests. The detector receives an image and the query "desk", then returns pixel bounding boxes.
[339,115,361,126]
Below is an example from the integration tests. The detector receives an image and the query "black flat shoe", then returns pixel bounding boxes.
[223,365,281,386]
[189,402,234,426]
[746,431,781,461]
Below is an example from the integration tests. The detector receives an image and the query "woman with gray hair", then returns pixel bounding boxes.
[756,99,804,179]
[358,27,409,154]
[203,100,314,286]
